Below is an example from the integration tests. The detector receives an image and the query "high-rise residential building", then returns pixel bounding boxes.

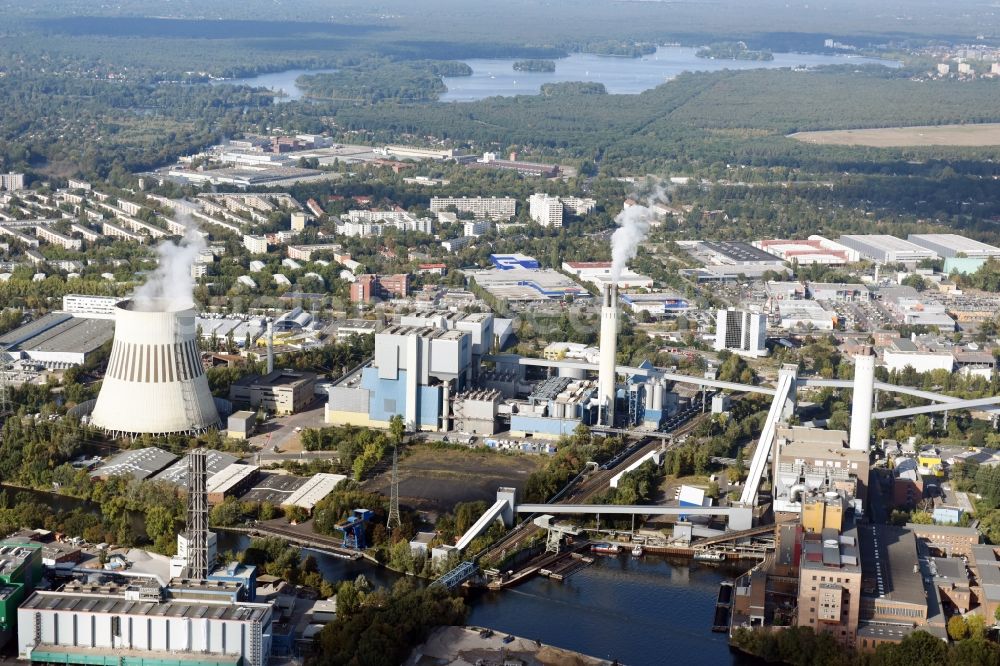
[430,196,516,220]
[528,193,564,227]
[713,308,768,357]
[464,220,491,237]
[561,196,597,216]
[0,173,25,191]
[527,194,596,227]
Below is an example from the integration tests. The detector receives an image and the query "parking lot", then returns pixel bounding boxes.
[248,398,328,453]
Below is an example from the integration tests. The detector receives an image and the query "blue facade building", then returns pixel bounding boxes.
[490,253,540,270]
[207,561,258,602]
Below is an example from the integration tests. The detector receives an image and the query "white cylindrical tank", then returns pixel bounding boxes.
[849,352,876,452]
[598,283,619,425]
[558,366,586,380]
[441,380,451,431]
[91,300,221,435]
[644,381,655,409]
[653,380,664,411]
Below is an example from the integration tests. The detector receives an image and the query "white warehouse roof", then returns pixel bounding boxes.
[907,233,1000,259]
[281,472,346,510]
[207,463,260,495]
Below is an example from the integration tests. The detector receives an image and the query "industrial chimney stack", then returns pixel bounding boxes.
[266,321,275,374]
[185,448,209,580]
[598,283,619,426]
[849,348,876,452]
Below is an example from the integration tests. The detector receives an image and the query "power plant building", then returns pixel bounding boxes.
[0,543,42,650]
[328,325,472,432]
[17,586,273,666]
[509,376,598,439]
[714,308,768,358]
[90,300,222,436]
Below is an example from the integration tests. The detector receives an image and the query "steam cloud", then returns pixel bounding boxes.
[132,215,206,312]
[611,184,670,282]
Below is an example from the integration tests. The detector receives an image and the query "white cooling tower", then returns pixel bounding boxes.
[91,300,221,435]
[598,283,619,426]
[849,350,876,452]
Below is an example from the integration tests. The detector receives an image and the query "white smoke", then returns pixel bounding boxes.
[132,215,206,312]
[610,182,674,282]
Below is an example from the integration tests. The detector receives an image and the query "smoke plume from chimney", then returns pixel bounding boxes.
[610,184,671,282]
[132,215,205,312]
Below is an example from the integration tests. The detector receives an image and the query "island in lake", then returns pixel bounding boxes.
[513,59,556,72]
[540,81,607,96]
[696,41,774,61]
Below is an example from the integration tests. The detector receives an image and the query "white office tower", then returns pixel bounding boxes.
[849,350,876,452]
[598,283,619,425]
[714,308,768,358]
[91,300,221,436]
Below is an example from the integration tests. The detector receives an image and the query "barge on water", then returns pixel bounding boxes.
[712,581,734,632]
[591,542,622,555]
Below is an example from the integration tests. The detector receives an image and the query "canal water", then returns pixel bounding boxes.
[218,533,750,665]
[14,492,752,665]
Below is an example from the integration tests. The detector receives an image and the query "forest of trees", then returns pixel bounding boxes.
[313,578,465,666]
[732,626,1000,666]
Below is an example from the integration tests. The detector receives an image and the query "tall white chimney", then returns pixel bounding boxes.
[266,321,274,374]
[598,283,619,426]
[849,349,876,452]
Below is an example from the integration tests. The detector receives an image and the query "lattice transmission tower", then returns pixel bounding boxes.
[387,444,401,533]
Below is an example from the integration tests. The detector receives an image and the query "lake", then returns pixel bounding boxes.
[215,47,897,103]
[212,68,338,102]
[440,47,898,101]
